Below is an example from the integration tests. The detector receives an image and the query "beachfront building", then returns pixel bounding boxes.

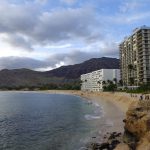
[120,25,150,86]
[81,69,120,91]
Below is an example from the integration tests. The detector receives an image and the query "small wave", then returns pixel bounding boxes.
[85,114,101,120]
[105,120,114,127]
[86,100,93,105]
[78,147,88,150]
[93,102,100,107]
[94,107,103,113]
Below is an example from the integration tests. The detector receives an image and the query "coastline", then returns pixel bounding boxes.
[1,90,137,134]
[46,90,138,134]
[0,90,143,149]
[46,90,137,112]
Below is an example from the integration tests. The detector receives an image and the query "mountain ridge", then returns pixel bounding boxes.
[45,57,119,78]
[0,57,119,88]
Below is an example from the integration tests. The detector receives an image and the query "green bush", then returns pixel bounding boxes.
[126,84,150,93]
[103,83,117,92]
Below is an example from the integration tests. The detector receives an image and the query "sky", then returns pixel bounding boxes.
[0,0,150,71]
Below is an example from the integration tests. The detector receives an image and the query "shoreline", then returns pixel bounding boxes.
[45,90,138,134]
[45,90,138,112]
[0,90,148,149]
[1,90,138,133]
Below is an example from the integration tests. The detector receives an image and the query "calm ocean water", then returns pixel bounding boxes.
[0,92,104,150]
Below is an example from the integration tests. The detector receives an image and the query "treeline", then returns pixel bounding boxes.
[102,79,150,93]
[102,79,120,92]
[126,84,150,93]
[0,81,81,91]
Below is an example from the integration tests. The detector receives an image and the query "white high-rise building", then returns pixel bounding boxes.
[81,69,120,91]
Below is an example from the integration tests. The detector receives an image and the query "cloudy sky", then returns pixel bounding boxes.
[0,0,150,71]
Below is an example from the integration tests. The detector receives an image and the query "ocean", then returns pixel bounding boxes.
[0,91,105,150]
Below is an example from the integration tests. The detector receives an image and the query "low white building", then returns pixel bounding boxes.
[81,69,120,91]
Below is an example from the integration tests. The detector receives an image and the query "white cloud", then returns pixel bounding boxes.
[104,11,150,25]
[0,43,118,71]
[44,44,72,49]
[119,1,142,13]
[35,0,48,4]
[0,1,100,51]
[0,56,49,70]
[60,0,77,5]
[2,33,33,51]
[0,0,149,70]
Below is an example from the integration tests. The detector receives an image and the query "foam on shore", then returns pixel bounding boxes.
[46,90,137,132]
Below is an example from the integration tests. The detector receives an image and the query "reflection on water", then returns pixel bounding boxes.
[0,92,103,150]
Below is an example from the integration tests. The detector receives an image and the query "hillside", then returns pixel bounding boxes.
[45,57,119,79]
[0,68,65,88]
[0,57,119,89]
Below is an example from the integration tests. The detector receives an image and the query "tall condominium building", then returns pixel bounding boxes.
[120,26,150,86]
[81,69,120,91]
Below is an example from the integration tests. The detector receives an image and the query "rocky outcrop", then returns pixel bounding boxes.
[87,132,123,150]
[115,143,130,150]
[85,97,150,150]
[123,100,150,150]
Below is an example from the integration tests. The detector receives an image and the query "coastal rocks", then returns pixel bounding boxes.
[123,100,150,150]
[87,132,122,150]
[136,132,150,150]
[114,143,130,150]
[85,97,150,150]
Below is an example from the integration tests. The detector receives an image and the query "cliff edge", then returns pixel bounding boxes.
[116,99,150,150]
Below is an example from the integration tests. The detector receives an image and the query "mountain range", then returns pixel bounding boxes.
[0,57,119,89]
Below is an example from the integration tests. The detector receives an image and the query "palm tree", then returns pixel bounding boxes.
[102,80,106,90]
[97,81,101,84]
[107,80,111,84]
[119,79,123,86]
[129,77,134,86]
[113,78,117,84]
[128,64,134,85]
[107,80,113,85]
[102,80,106,85]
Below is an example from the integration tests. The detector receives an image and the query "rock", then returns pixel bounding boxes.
[123,100,150,149]
[137,132,150,150]
[99,142,110,149]
[125,101,150,138]
[114,143,130,150]
[123,119,126,123]
[88,143,100,150]
[86,100,150,150]
[137,139,150,150]
[108,132,120,140]
[111,140,120,149]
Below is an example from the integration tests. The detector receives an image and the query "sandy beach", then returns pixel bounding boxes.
[46,90,138,134]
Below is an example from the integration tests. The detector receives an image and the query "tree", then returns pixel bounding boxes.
[103,82,117,92]
[97,81,101,84]
[102,80,106,85]
[128,64,135,85]
[129,77,134,86]
[107,80,111,84]
[107,80,113,84]
[113,78,117,84]
[119,79,123,86]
